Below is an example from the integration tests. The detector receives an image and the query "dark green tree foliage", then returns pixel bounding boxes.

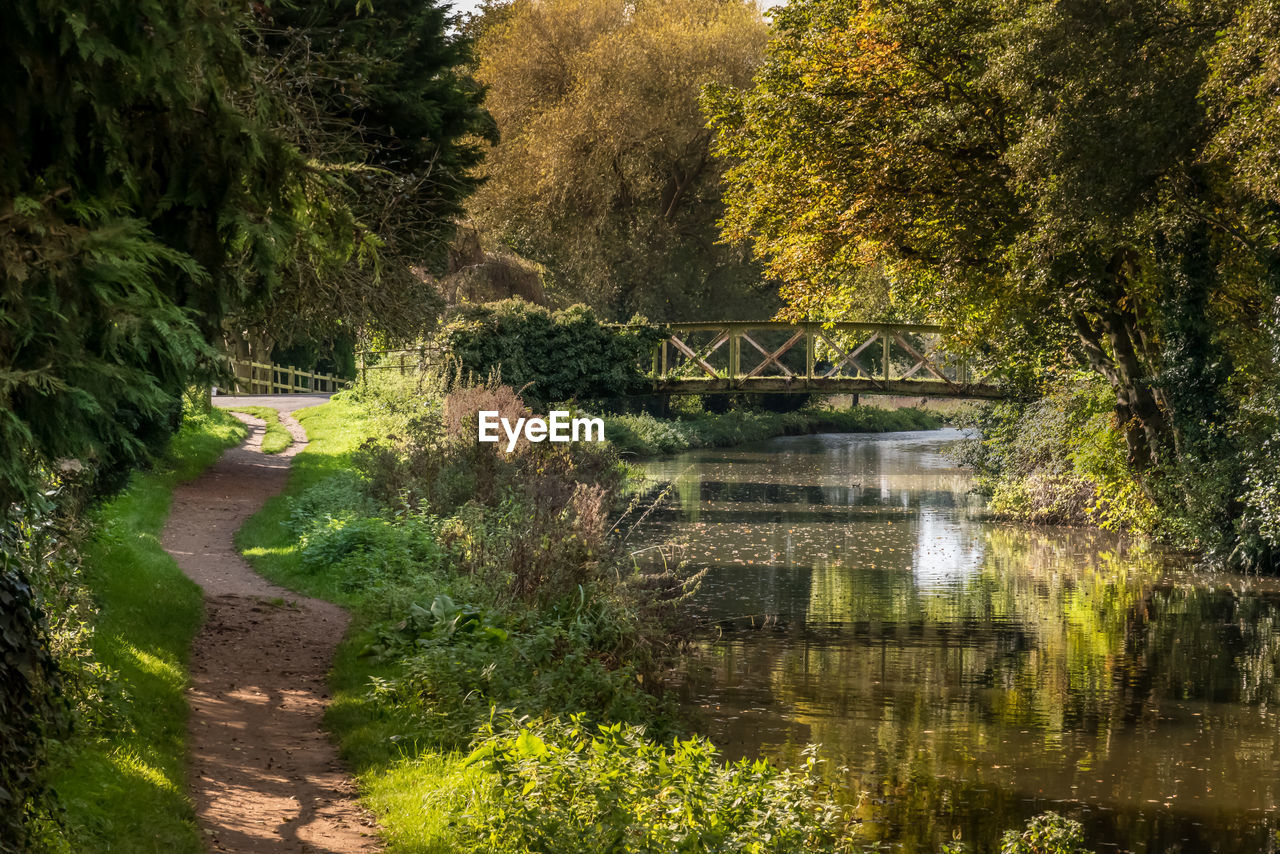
[248,0,496,344]
[1,0,308,506]
[441,300,663,407]
[2,0,322,838]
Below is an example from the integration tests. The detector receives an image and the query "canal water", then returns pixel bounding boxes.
[637,429,1280,854]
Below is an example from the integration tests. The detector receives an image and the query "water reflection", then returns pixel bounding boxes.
[638,430,1280,854]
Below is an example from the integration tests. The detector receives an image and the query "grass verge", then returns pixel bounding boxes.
[221,404,291,454]
[42,407,245,853]
[603,405,946,457]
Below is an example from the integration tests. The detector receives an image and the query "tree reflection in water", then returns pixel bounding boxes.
[637,430,1280,854]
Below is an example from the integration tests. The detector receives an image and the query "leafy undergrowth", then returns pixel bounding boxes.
[223,404,292,454]
[236,379,853,853]
[604,405,945,457]
[952,374,1156,533]
[37,407,245,853]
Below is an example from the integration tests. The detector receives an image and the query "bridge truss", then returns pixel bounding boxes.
[649,322,1003,399]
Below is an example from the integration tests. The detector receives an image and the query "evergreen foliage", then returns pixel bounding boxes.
[246,0,495,344]
[1,0,304,507]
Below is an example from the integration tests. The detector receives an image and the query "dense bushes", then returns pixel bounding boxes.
[958,361,1280,564]
[955,375,1157,533]
[440,300,663,407]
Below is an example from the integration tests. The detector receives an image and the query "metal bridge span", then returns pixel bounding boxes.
[648,321,1004,399]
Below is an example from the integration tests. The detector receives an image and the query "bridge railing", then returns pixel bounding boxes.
[648,321,1002,398]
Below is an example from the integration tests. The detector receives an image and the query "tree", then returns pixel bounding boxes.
[707,0,1279,477]
[1,0,331,842]
[1,0,318,507]
[243,0,496,347]
[469,0,775,321]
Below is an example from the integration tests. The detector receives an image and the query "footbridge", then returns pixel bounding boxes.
[648,322,1003,399]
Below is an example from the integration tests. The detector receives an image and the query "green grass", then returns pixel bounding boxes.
[235,398,379,604]
[603,404,946,457]
[43,407,245,853]
[220,404,292,454]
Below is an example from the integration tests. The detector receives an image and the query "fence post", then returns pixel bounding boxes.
[360,351,367,388]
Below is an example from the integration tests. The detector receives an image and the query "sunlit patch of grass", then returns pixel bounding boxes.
[225,404,292,453]
[235,397,381,606]
[358,753,483,854]
[41,407,245,854]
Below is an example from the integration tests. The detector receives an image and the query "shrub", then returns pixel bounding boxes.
[955,374,1156,532]
[440,300,663,407]
[286,471,375,534]
[294,509,447,597]
[460,717,853,854]
[1001,812,1094,854]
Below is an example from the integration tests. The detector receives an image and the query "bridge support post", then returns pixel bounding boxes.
[882,331,891,391]
[805,325,815,380]
[728,332,741,387]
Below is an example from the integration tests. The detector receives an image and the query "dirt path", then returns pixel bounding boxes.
[162,406,381,853]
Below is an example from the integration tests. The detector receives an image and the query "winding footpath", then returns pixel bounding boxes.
[161,399,381,853]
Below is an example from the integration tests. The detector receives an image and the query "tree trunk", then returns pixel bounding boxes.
[1072,309,1163,470]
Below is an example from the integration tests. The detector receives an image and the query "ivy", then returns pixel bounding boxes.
[0,520,67,854]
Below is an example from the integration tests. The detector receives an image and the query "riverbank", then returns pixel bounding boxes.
[234,383,852,852]
[604,405,945,457]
